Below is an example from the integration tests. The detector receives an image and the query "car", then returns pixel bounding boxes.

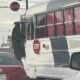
[0,52,27,80]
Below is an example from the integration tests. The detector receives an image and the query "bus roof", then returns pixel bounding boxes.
[26,0,80,17]
[26,1,49,17]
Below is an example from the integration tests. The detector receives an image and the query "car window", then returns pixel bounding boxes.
[0,54,19,65]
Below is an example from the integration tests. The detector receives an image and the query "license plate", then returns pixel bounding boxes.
[0,74,6,80]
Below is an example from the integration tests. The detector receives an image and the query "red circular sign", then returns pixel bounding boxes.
[10,2,20,11]
[33,39,40,54]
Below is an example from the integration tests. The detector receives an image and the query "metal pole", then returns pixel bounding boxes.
[26,0,28,10]
[18,0,28,10]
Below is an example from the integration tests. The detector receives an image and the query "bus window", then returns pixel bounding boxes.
[27,19,34,40]
[36,14,47,38]
[27,23,31,40]
[74,6,80,35]
[47,13,54,37]
[64,8,73,36]
[55,11,63,36]
[31,20,34,39]
[37,14,46,26]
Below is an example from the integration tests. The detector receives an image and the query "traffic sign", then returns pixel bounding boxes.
[10,2,20,11]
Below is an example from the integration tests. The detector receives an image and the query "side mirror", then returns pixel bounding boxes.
[70,52,80,71]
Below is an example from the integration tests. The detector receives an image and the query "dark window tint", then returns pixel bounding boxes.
[36,27,47,38]
[0,54,19,65]
[37,14,46,26]
[71,52,80,68]
[27,19,34,40]
[36,14,47,38]
[27,22,31,40]
[31,20,34,39]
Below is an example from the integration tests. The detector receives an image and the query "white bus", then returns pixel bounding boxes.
[21,0,80,80]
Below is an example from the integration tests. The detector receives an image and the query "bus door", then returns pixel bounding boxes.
[25,18,35,64]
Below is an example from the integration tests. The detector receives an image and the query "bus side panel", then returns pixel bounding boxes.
[25,37,78,79]
[25,38,54,66]
[25,38,54,78]
[36,37,77,79]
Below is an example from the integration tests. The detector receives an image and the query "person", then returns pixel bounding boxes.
[12,22,26,64]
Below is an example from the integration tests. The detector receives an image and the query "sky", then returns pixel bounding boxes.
[0,0,26,46]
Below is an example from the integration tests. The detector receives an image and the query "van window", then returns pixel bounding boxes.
[27,19,34,40]
[37,14,46,26]
[36,14,47,38]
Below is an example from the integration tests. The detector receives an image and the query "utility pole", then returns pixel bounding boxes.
[19,0,28,21]
[26,0,28,10]
[18,0,28,10]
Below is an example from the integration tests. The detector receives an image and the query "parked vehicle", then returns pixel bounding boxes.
[0,52,27,80]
